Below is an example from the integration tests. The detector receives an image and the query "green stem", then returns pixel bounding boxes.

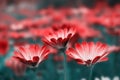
[61,48,69,80]
[88,65,94,80]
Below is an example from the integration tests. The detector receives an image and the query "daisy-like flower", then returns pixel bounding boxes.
[42,27,76,49]
[13,44,50,68]
[66,42,110,66]
[5,57,27,76]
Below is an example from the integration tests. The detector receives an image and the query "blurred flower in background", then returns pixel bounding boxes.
[5,57,27,76]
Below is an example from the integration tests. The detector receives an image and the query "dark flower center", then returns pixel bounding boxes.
[85,60,92,66]
[27,56,40,67]
[33,56,39,62]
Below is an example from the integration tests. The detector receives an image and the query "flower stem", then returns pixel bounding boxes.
[88,65,94,80]
[61,48,69,80]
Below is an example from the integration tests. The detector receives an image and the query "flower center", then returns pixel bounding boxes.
[85,59,92,66]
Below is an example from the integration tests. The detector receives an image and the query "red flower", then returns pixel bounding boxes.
[66,42,110,66]
[76,24,101,39]
[5,57,27,76]
[10,32,21,39]
[30,27,53,38]
[13,44,50,68]
[42,27,76,49]
[0,39,9,55]
[10,31,31,39]
[0,24,8,39]
[10,23,25,31]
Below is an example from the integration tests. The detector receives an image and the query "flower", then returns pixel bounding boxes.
[76,24,101,39]
[66,42,110,66]
[42,27,76,49]
[13,44,50,68]
[30,27,53,38]
[0,39,9,55]
[10,31,31,39]
[0,24,8,39]
[5,57,27,76]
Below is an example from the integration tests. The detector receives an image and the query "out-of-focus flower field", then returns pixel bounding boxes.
[0,0,120,80]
